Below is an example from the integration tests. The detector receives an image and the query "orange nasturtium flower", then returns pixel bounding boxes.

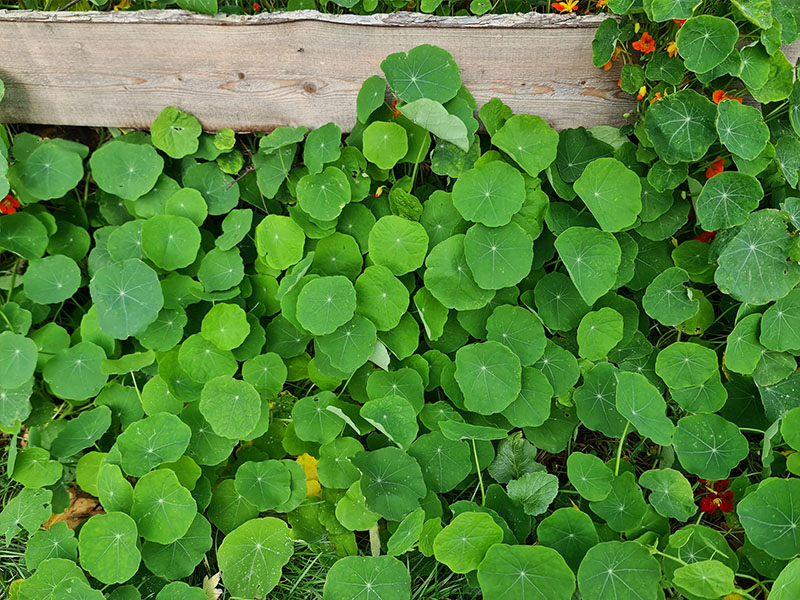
[0,195,20,215]
[603,45,622,70]
[673,18,687,27]
[650,92,664,104]
[632,32,656,54]
[666,41,678,58]
[596,0,608,7]
[706,157,725,179]
[552,0,579,13]
[712,90,743,104]
[637,86,647,100]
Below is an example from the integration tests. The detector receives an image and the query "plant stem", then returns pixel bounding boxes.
[615,421,630,476]
[5,257,20,305]
[472,439,485,506]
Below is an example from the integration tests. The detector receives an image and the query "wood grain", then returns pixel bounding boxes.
[0,10,629,132]
[0,10,796,132]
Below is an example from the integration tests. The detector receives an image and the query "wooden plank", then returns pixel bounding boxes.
[0,10,630,131]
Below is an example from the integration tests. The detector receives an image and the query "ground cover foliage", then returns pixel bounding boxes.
[2,2,800,599]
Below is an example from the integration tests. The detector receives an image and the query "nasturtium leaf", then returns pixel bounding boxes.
[297,167,351,221]
[400,99,469,151]
[555,227,621,305]
[567,452,613,502]
[433,512,503,573]
[645,90,718,164]
[408,431,471,493]
[492,114,559,177]
[760,289,800,353]
[295,275,356,335]
[507,472,559,516]
[206,480,258,535]
[240,353,286,400]
[771,559,800,600]
[355,265,410,331]
[639,468,697,521]
[642,267,700,327]
[463,222,532,290]
[178,333,237,383]
[739,478,800,560]
[424,234,494,310]
[716,100,769,161]
[380,44,461,104]
[323,555,411,600]
[361,395,418,450]
[24,522,78,571]
[51,406,111,458]
[574,362,627,438]
[486,305,546,366]
[368,215,429,276]
[577,541,661,600]
[12,447,62,489]
[573,158,641,232]
[615,371,674,446]
[141,215,201,270]
[533,271,590,331]
[367,367,425,412]
[200,303,250,351]
[577,308,624,361]
[131,469,196,544]
[234,460,291,511]
[19,141,84,201]
[478,544,576,600]
[589,471,648,533]
[16,556,86,600]
[23,255,81,304]
[673,559,735,599]
[351,447,426,521]
[304,122,341,175]
[0,212,49,260]
[117,412,191,477]
[676,16,739,73]
[0,332,36,390]
[199,376,261,440]
[256,214,305,271]
[782,408,800,452]
[670,371,728,413]
[218,518,294,598]
[43,341,107,401]
[78,512,141,584]
[655,342,718,389]
[673,414,749,480]
[725,313,764,374]
[387,508,425,556]
[452,160,525,227]
[292,392,345,444]
[696,171,763,231]
[151,106,201,159]
[363,122,408,170]
[716,210,800,305]
[0,487,52,544]
[357,75,387,124]
[90,140,164,200]
[454,341,521,415]
[90,258,163,340]
[97,463,134,513]
[142,513,212,580]
[317,315,377,373]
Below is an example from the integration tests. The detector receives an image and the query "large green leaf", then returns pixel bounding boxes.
[555,227,621,305]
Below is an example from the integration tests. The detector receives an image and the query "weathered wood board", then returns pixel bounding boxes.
[0,10,797,132]
[0,10,632,131]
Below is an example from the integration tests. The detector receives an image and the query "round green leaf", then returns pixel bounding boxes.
[351,447,426,521]
[297,166,351,221]
[491,114,559,177]
[218,518,294,598]
[433,512,503,574]
[255,214,306,271]
[588,471,647,533]
[90,140,164,200]
[486,305,546,366]
[501,366,553,428]
[292,391,345,444]
[577,541,662,600]
[19,141,84,201]
[51,405,112,458]
[506,472,559,516]
[567,452,613,502]
[89,259,164,340]
[695,172,763,231]
[368,215,429,276]
[554,227,621,306]
[151,106,201,159]
[452,161,525,227]
[716,99,770,161]
[573,158,641,232]
[24,522,78,572]
[0,332,37,390]
[142,513,212,580]
[639,468,697,522]
[361,395,418,451]
[760,289,800,353]
[317,315,377,373]
[574,362,626,438]
[738,478,800,560]
[117,412,191,477]
[771,559,800,600]
[536,508,598,572]
[295,275,357,335]
[141,215,201,270]
[12,447,62,489]
[645,90,718,164]
[725,313,764,375]
[408,431,471,493]
[655,341,718,389]
[478,544,576,600]
[199,376,262,440]
[234,460,291,511]
[131,469,196,544]
[673,414,749,479]
[380,44,461,104]
[577,308,624,361]
[455,341,521,415]
[78,512,141,584]
[676,16,739,73]
[643,267,700,327]
[42,341,107,402]
[363,122,408,170]
[324,555,411,600]
[533,271,590,332]
[423,234,494,310]
[463,222,532,290]
[616,371,674,446]
[355,265,410,331]
[200,303,250,351]
[23,255,81,304]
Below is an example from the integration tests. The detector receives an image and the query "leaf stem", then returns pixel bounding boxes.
[5,257,20,305]
[472,438,485,506]
[615,421,631,477]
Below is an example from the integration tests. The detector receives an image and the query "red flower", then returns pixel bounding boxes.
[692,230,717,244]
[0,195,20,215]
[706,157,724,179]
[632,32,656,54]
[697,478,734,514]
[391,99,402,118]
[672,19,687,27]
[712,90,743,105]
[252,2,261,9]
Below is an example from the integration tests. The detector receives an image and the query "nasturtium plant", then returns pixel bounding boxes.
[3,18,800,599]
